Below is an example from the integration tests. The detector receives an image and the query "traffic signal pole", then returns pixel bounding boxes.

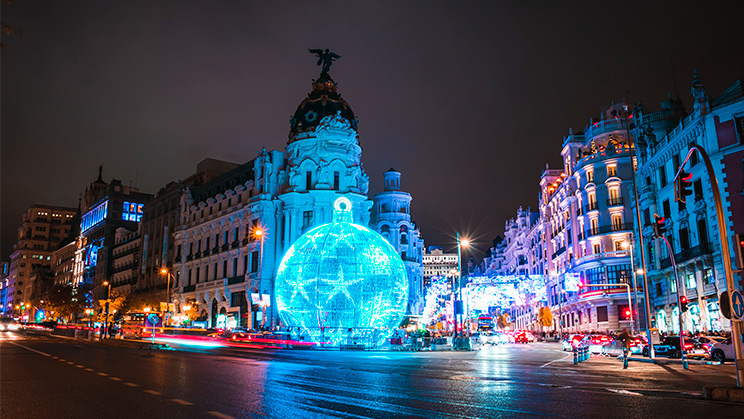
[674,144,743,387]
[657,235,688,369]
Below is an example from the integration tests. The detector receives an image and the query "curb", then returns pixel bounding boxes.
[98,338,170,350]
[703,387,744,403]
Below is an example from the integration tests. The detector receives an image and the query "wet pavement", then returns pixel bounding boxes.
[1,331,742,418]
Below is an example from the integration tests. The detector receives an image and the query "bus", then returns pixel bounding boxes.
[477,316,494,332]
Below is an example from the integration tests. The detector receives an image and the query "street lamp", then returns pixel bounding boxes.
[621,240,640,335]
[455,233,470,347]
[102,281,111,338]
[160,268,175,325]
[253,227,266,329]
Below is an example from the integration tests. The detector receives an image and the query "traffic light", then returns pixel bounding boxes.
[680,296,689,312]
[653,213,666,238]
[735,234,744,271]
[675,169,693,203]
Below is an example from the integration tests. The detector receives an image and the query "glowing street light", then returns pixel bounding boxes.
[253,226,267,329]
[455,233,470,348]
[160,268,175,324]
[621,239,639,335]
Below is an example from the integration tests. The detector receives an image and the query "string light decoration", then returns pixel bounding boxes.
[275,197,408,347]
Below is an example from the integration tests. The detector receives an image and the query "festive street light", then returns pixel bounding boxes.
[455,233,470,348]
[160,268,175,325]
[253,226,266,328]
[621,240,640,335]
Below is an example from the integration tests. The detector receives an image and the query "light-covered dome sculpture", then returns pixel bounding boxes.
[276,197,408,347]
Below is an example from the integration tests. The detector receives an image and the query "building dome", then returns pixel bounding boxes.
[289,73,358,142]
[275,197,408,347]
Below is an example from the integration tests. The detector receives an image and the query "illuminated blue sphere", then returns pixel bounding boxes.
[276,197,408,347]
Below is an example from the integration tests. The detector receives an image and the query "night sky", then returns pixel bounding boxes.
[2,2,743,262]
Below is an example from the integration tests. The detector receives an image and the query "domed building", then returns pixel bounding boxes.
[275,197,408,347]
[173,55,424,331]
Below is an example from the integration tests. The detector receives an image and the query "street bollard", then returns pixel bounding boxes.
[683,358,689,370]
[573,347,578,365]
[623,349,628,369]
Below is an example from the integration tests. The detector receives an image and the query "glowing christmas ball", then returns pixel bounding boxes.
[276,197,408,347]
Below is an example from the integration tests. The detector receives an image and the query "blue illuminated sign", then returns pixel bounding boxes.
[122,202,144,222]
[81,200,108,234]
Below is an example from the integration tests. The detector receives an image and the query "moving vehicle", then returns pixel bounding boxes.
[641,336,706,358]
[695,335,725,356]
[0,317,20,332]
[708,338,736,363]
[561,334,585,351]
[477,316,494,332]
[514,330,535,344]
[580,334,612,354]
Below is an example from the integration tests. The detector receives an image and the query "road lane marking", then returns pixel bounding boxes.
[144,390,161,395]
[207,411,234,419]
[109,377,122,381]
[539,353,572,368]
[97,372,108,377]
[6,341,52,357]
[124,382,138,387]
[606,388,643,396]
[170,398,194,406]
[85,368,94,372]
[75,365,84,368]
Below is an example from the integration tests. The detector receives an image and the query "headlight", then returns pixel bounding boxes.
[8,323,20,331]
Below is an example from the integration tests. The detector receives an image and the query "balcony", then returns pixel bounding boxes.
[212,246,219,254]
[242,238,250,246]
[588,223,634,237]
[585,202,599,212]
[222,244,229,251]
[551,246,566,260]
[175,255,182,263]
[660,242,713,269]
[607,197,624,207]
[186,254,193,261]
[183,284,196,293]
[577,231,584,241]
[194,252,201,259]
[231,240,239,249]
[227,276,245,285]
[203,248,210,256]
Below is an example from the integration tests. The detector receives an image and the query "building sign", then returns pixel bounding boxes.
[81,200,108,234]
[122,202,144,222]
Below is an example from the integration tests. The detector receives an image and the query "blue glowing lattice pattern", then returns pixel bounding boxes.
[81,200,108,234]
[122,202,144,222]
[276,198,408,348]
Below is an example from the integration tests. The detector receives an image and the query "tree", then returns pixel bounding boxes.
[94,292,126,323]
[538,306,553,327]
[497,313,511,329]
[45,282,92,322]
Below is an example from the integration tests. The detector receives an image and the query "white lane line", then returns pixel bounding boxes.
[170,398,194,406]
[67,361,75,365]
[124,382,138,387]
[97,372,108,377]
[84,368,94,372]
[7,341,52,357]
[109,377,122,381]
[606,388,644,396]
[143,390,161,395]
[539,353,572,368]
[75,365,84,368]
[206,412,235,419]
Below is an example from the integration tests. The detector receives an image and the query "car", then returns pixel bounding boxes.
[580,334,612,354]
[642,336,706,358]
[695,335,726,356]
[209,328,251,341]
[0,317,20,332]
[514,330,535,344]
[561,334,585,351]
[709,337,736,363]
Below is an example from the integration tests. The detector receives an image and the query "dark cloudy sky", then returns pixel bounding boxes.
[2,1,743,261]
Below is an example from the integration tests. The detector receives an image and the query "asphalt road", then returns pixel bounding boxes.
[1,332,742,418]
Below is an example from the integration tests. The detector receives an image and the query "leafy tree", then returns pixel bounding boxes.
[538,306,553,327]
[496,313,511,329]
[45,282,92,322]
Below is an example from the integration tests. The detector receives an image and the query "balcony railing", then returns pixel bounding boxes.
[585,202,599,212]
[659,242,712,269]
[222,244,229,251]
[186,254,193,261]
[212,246,219,254]
[231,240,239,249]
[195,251,201,259]
[175,255,182,263]
[183,284,196,293]
[607,197,624,206]
[227,276,245,285]
[587,223,634,237]
[203,248,210,256]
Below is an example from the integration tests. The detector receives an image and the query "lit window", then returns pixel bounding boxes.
[122,202,144,222]
[607,165,617,177]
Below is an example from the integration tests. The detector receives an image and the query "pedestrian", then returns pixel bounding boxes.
[618,328,632,352]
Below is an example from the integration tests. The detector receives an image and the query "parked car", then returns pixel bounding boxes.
[561,334,585,351]
[642,336,706,359]
[708,338,736,363]
[580,334,612,354]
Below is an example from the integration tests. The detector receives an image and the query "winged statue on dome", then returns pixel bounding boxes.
[308,48,341,73]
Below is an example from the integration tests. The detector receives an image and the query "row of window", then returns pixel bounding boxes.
[185,252,260,285]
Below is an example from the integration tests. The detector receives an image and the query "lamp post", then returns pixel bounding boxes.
[102,281,111,338]
[160,268,175,325]
[622,240,639,336]
[253,227,266,329]
[455,233,470,347]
